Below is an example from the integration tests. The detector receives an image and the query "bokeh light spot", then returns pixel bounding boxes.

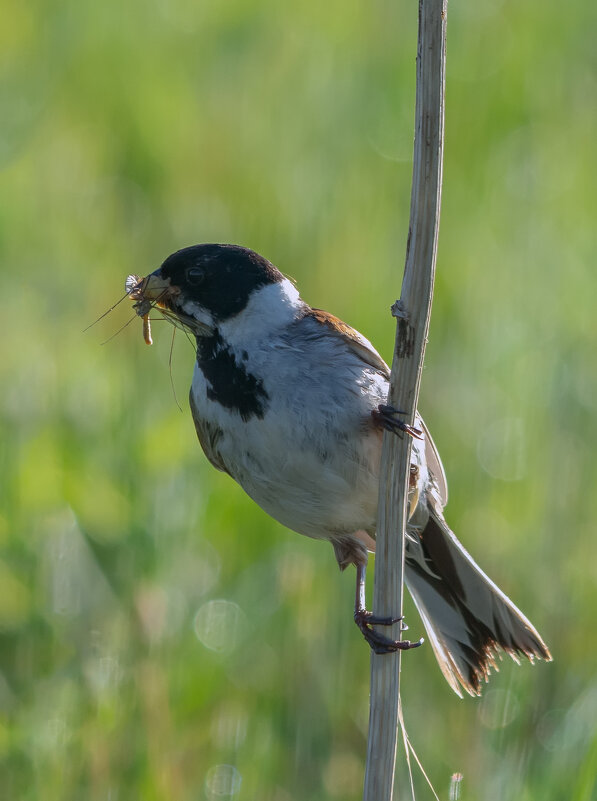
[478,689,519,730]
[193,599,245,653]
[477,417,527,481]
[205,764,242,799]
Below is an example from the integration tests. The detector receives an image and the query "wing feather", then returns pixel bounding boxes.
[189,391,230,474]
[307,308,390,378]
[307,308,448,507]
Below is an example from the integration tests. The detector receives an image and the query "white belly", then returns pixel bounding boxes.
[231,423,383,540]
[190,358,387,541]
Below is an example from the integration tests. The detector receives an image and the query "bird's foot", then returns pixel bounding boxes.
[372,404,424,440]
[354,609,424,654]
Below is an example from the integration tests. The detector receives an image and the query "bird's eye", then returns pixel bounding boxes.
[186,267,204,285]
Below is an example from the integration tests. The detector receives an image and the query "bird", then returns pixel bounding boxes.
[129,243,552,697]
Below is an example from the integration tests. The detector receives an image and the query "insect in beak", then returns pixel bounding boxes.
[125,272,173,346]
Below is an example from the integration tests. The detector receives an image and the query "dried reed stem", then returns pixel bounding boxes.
[362,2,447,799]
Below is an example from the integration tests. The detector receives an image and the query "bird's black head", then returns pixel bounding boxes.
[156,244,283,322]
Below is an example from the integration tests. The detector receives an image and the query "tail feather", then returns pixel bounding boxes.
[405,509,552,697]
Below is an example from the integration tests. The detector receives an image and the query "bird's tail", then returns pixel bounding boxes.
[404,509,552,697]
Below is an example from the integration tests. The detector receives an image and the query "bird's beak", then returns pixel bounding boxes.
[140,270,172,302]
[130,269,212,337]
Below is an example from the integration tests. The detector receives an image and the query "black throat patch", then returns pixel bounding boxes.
[196,331,269,421]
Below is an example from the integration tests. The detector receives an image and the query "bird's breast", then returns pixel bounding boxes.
[189,336,388,539]
[195,331,269,421]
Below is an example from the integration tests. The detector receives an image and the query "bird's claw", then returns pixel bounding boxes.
[372,404,424,440]
[354,609,424,654]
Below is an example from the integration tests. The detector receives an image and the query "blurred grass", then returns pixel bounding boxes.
[1,0,596,798]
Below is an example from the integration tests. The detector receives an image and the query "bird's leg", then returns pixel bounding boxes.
[353,562,424,654]
[372,404,424,440]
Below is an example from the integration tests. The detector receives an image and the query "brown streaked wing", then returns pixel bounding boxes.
[308,309,448,507]
[308,308,391,379]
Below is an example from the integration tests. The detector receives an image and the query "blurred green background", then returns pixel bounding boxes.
[1,0,596,798]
